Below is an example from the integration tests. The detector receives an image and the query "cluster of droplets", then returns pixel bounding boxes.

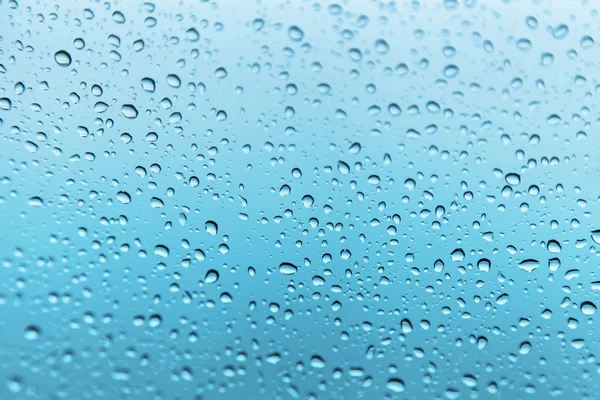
[1,0,600,399]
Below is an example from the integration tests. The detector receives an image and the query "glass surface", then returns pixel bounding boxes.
[1,0,599,398]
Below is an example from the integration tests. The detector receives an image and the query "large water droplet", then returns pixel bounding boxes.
[288,26,304,42]
[121,104,138,119]
[54,50,72,67]
[279,262,298,275]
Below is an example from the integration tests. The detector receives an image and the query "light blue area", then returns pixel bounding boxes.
[0,0,599,399]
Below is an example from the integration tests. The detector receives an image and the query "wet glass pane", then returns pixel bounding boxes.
[1,0,599,398]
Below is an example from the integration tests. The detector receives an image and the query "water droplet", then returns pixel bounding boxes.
[547,240,562,253]
[553,24,569,39]
[24,325,41,340]
[141,77,156,92]
[375,39,390,54]
[167,74,181,88]
[117,191,131,204]
[337,161,350,174]
[7,376,23,393]
[54,50,72,67]
[149,314,162,327]
[367,175,381,184]
[400,318,413,333]
[581,301,597,315]
[205,269,219,284]
[205,220,218,235]
[0,97,11,110]
[288,26,304,42]
[279,262,298,275]
[302,195,314,207]
[310,355,325,368]
[386,378,405,393]
[216,110,227,121]
[591,230,600,244]
[349,48,363,62]
[121,104,138,119]
[505,173,521,185]
[519,259,539,272]
[28,197,43,206]
[477,258,491,272]
[186,27,200,42]
[443,64,459,78]
[112,11,126,24]
[252,18,265,31]
[215,67,228,79]
[154,245,169,258]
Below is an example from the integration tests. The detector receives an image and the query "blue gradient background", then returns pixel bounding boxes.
[1,0,599,399]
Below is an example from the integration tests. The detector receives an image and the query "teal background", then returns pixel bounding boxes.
[1,0,599,399]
